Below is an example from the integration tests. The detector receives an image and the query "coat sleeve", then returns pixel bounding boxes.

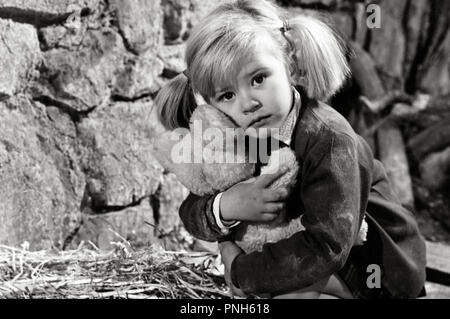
[231,130,372,295]
[179,192,231,242]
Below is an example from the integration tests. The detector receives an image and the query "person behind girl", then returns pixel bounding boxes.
[155,0,426,298]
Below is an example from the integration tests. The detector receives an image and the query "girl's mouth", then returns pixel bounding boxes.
[248,114,272,128]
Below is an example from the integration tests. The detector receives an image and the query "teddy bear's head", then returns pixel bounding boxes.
[153,104,255,195]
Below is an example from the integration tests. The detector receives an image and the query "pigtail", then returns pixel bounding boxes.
[286,15,351,100]
[155,72,198,130]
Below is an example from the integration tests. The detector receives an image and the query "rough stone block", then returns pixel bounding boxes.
[109,0,163,54]
[0,19,41,98]
[0,98,70,250]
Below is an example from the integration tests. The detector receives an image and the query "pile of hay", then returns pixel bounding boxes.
[0,242,230,299]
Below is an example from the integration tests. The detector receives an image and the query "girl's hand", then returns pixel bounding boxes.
[219,241,246,298]
[219,168,290,222]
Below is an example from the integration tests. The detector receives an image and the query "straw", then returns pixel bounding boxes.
[0,243,230,299]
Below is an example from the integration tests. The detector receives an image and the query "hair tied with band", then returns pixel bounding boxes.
[280,20,291,34]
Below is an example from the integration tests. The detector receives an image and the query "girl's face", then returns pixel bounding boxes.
[208,46,293,138]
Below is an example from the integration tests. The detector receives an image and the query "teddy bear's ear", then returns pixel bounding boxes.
[152,130,187,170]
[152,130,213,196]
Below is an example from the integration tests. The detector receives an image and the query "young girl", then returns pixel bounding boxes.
[155,0,426,298]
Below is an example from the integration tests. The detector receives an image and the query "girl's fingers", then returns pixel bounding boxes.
[236,176,257,185]
[260,213,279,222]
[255,166,288,187]
[262,202,285,215]
[262,188,289,202]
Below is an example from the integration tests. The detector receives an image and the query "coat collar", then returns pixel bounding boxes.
[277,87,302,146]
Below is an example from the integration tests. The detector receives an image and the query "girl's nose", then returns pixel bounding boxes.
[242,99,262,115]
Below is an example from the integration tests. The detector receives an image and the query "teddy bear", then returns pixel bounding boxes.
[152,104,367,254]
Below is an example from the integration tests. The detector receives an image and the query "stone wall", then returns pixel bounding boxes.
[0,0,448,250]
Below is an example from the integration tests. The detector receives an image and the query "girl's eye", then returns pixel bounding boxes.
[219,92,235,102]
[252,74,266,86]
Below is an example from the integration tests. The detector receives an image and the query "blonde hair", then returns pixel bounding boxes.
[287,14,351,100]
[156,0,350,130]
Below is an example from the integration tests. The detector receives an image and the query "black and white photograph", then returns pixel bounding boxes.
[0,0,449,305]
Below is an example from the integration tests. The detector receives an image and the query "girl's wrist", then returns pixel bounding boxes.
[220,208,235,223]
[219,189,236,221]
